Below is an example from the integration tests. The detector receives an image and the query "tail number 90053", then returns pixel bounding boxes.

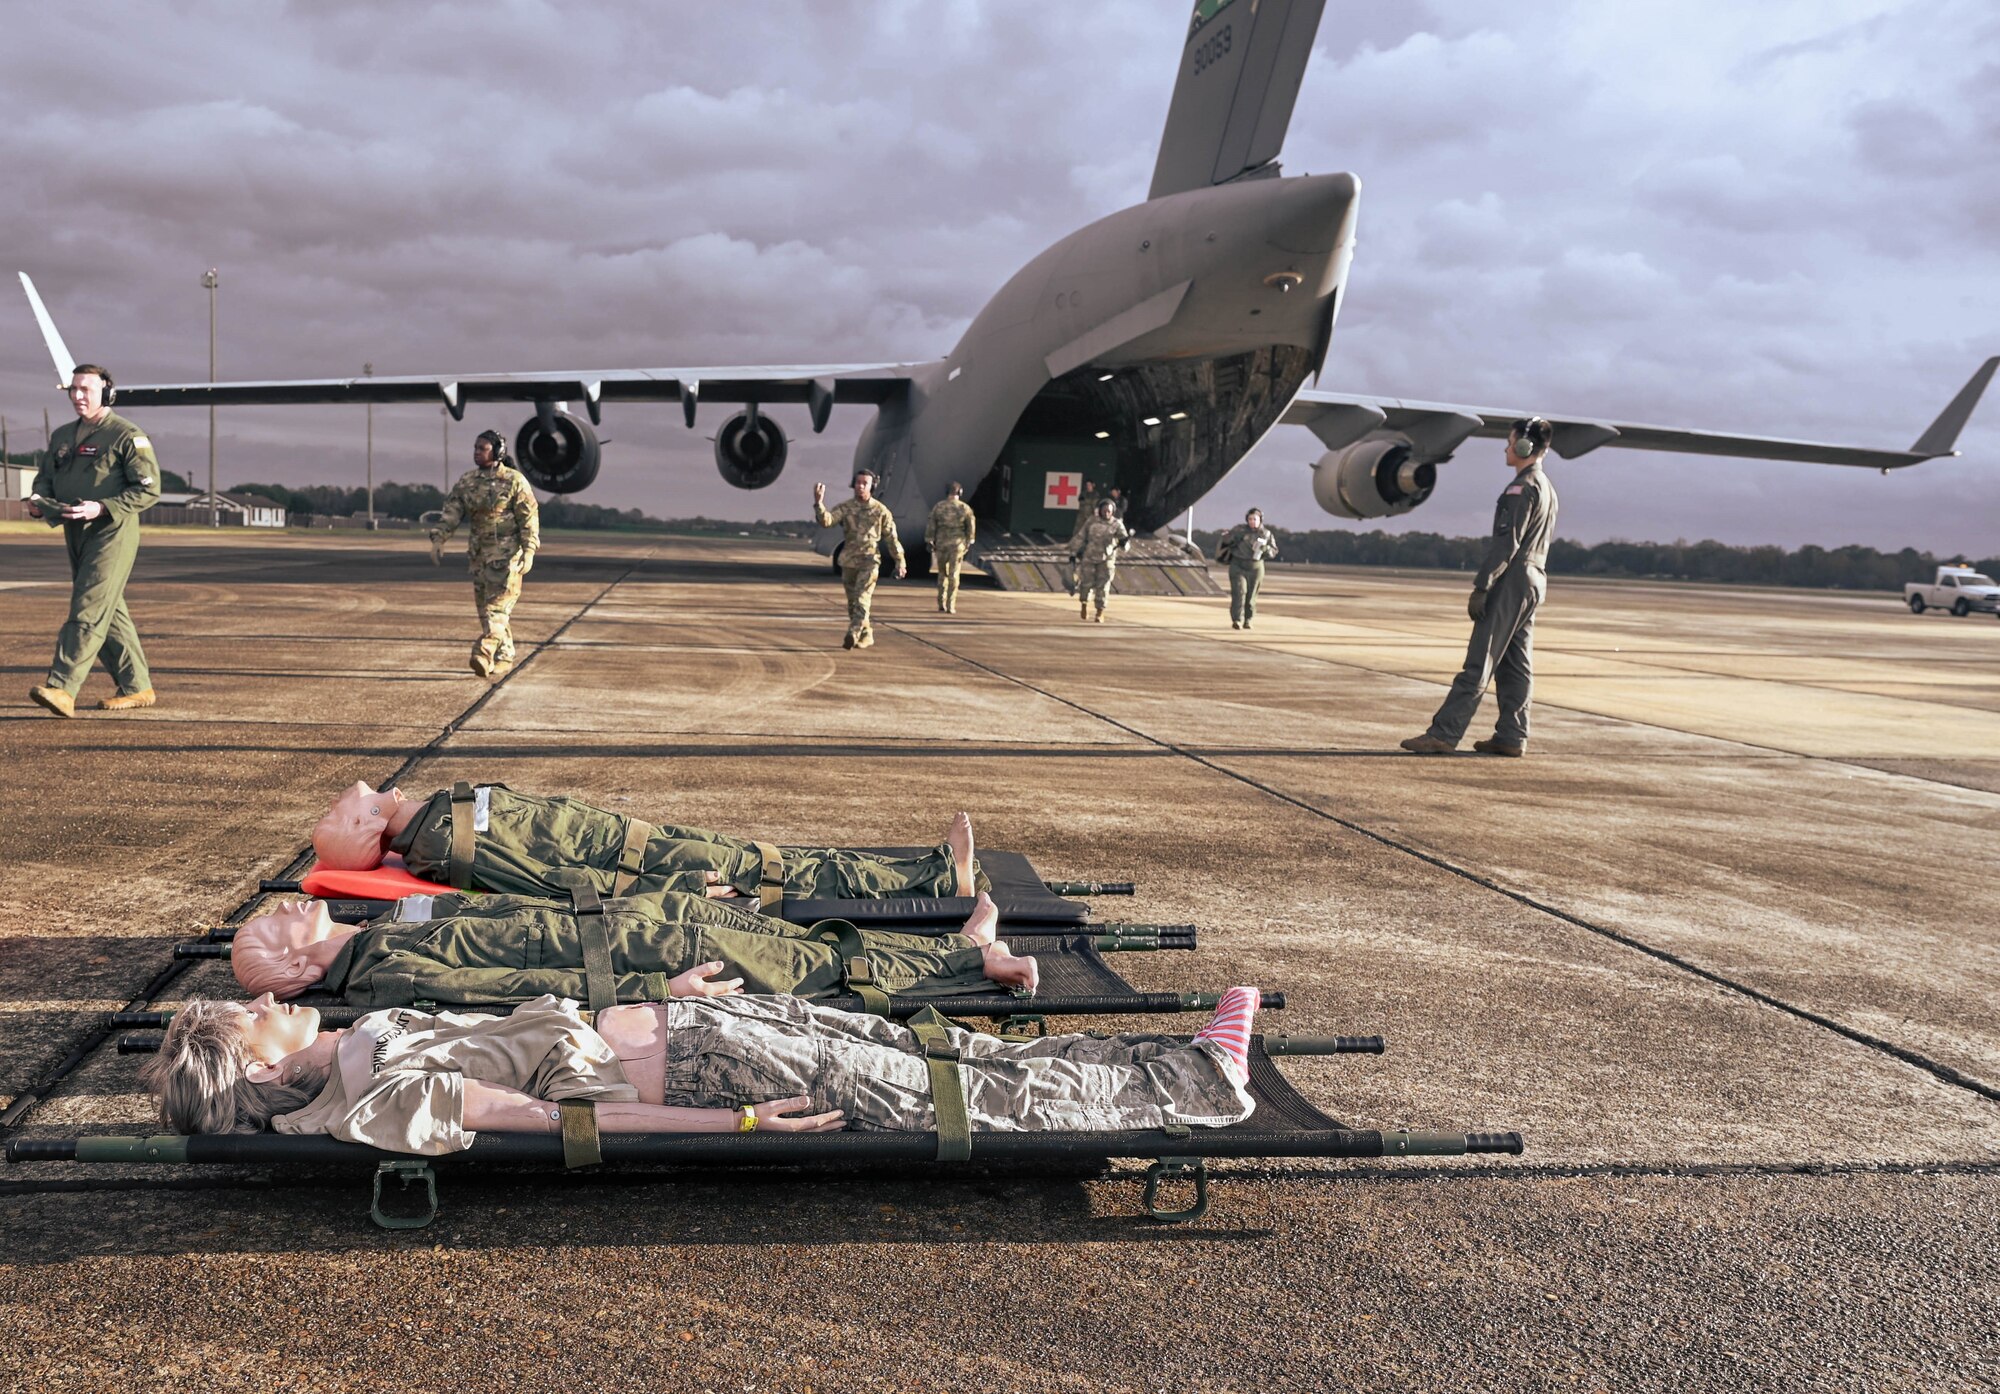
[1193,25,1232,74]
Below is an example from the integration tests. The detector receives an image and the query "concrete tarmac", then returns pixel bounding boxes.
[1,531,1994,1391]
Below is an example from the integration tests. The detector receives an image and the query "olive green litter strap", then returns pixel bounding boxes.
[807,918,890,1016]
[447,781,476,892]
[903,1006,971,1162]
[613,816,654,897]
[569,886,616,1013]
[559,1100,602,1168]
[753,840,785,911]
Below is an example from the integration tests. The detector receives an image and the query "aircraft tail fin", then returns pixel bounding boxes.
[1910,356,2000,457]
[18,274,77,389]
[1147,0,1328,201]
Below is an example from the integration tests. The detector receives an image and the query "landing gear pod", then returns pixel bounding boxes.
[514,409,601,494]
[715,407,789,489]
[1312,436,1437,519]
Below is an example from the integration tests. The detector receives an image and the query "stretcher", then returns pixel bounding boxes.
[263,848,1119,929]
[146,932,1262,1027]
[7,1032,1522,1229]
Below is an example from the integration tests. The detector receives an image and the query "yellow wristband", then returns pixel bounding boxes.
[738,1105,758,1133]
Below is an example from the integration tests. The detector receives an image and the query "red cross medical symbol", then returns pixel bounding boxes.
[1045,473,1081,508]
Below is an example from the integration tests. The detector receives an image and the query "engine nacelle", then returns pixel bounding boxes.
[714,409,789,490]
[1311,435,1437,519]
[514,409,601,494]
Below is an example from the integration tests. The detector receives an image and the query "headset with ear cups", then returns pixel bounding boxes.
[474,429,509,465]
[1510,417,1551,459]
[71,363,116,407]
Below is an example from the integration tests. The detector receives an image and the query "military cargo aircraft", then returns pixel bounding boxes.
[18,0,1996,561]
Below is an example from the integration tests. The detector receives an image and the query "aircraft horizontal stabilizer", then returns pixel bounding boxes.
[1285,357,2000,472]
[19,274,77,388]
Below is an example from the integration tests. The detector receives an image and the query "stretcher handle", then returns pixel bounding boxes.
[6,1138,78,1161]
[175,943,231,959]
[1467,1131,1525,1154]
[1095,924,1196,936]
[118,1034,159,1054]
[1043,880,1135,897]
[1261,1034,1385,1055]
[260,879,304,893]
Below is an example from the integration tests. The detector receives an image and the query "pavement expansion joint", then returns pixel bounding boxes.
[889,622,2000,1109]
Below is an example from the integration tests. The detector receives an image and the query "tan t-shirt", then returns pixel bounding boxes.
[272,995,637,1155]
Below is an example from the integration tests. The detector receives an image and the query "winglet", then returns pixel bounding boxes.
[1911,356,1999,457]
[19,274,77,389]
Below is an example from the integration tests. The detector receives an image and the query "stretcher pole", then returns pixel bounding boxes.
[1043,881,1135,897]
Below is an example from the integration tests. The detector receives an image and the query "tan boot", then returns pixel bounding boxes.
[1093,610,1105,623]
[469,652,494,677]
[842,632,857,650]
[1399,734,1457,754]
[29,685,75,718]
[98,687,157,711]
[1080,600,1090,621]
[856,631,874,649]
[1473,738,1525,757]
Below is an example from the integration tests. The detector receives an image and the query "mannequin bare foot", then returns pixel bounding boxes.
[957,891,999,947]
[946,811,975,896]
[981,941,1039,992]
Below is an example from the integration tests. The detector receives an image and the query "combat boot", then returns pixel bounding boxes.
[469,651,494,678]
[855,632,874,649]
[29,685,75,718]
[842,632,857,650]
[1093,610,1105,623]
[1399,734,1457,754]
[1079,600,1089,621]
[1473,738,1525,757]
[98,687,157,711]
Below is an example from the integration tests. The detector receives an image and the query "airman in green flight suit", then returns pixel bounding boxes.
[27,365,162,718]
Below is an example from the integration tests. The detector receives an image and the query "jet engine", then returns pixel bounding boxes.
[514,409,601,494]
[1311,435,1437,519]
[714,407,789,489]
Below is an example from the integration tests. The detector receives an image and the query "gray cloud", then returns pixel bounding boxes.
[2,0,1995,553]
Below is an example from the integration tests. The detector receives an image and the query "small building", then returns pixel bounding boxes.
[2,461,35,501]
[152,490,288,527]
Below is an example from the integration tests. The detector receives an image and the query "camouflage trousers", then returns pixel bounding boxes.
[658,994,1256,1132]
[1229,563,1264,626]
[933,545,968,612]
[778,841,984,899]
[1075,559,1116,613]
[471,558,523,668]
[840,561,878,643]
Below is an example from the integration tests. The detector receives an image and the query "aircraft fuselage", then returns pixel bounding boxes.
[833,170,1359,551]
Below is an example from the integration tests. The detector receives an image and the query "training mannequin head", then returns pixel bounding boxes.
[312,781,417,870]
[139,996,331,1134]
[234,899,348,997]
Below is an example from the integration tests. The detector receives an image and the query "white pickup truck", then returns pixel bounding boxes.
[1905,566,2000,617]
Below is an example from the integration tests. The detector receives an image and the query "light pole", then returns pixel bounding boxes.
[202,268,219,526]
[441,408,451,491]
[363,361,375,528]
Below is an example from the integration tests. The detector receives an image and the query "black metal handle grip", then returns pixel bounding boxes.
[1044,881,1135,896]
[1261,1034,1385,1055]
[118,1034,161,1054]
[108,1011,172,1028]
[259,879,303,893]
[6,1138,79,1161]
[174,943,231,959]
[1465,1131,1525,1155]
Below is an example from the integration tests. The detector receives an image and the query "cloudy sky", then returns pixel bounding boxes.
[3,0,1995,550]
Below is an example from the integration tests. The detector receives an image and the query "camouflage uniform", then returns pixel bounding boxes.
[1219,523,1280,628]
[1070,515,1131,619]
[431,463,540,674]
[325,891,991,1008]
[32,411,162,698]
[924,496,977,613]
[660,994,1255,1134]
[815,495,904,647]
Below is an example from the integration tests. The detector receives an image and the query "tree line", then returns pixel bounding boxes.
[1193,527,1997,592]
[226,479,814,537]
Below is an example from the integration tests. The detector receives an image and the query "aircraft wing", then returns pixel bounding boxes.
[1283,358,2000,471]
[21,270,917,428]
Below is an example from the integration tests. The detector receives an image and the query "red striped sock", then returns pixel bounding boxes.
[1192,986,1259,1082]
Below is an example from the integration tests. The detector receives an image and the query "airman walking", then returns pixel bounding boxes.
[27,364,162,717]
[924,481,977,613]
[814,470,905,649]
[1069,496,1131,623]
[1217,507,1280,629]
[430,429,540,678]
